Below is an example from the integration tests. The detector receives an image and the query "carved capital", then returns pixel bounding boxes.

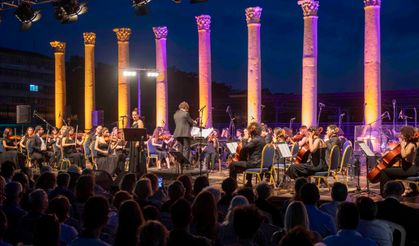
[50,41,66,53]
[245,6,262,24]
[298,0,319,17]
[364,0,380,7]
[83,32,96,45]
[153,26,168,39]
[113,28,132,42]
[196,15,211,31]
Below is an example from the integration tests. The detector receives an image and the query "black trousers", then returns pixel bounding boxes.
[379,165,418,193]
[229,161,258,183]
[176,137,191,164]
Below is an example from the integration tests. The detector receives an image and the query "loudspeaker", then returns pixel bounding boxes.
[16,105,31,124]
[92,110,104,127]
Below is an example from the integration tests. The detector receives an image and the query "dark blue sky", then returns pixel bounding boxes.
[1,0,419,93]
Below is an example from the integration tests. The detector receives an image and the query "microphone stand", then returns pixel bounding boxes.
[414,107,417,128]
[317,105,324,127]
[198,107,205,176]
[289,118,295,131]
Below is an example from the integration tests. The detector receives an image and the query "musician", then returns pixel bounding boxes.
[129,108,146,174]
[261,124,273,144]
[325,125,342,151]
[2,128,18,151]
[204,129,221,170]
[150,126,171,169]
[229,122,265,186]
[286,127,328,179]
[379,126,417,195]
[94,127,119,175]
[173,101,197,163]
[132,108,144,128]
[19,127,34,154]
[294,125,308,147]
[61,127,84,168]
[0,128,25,169]
[28,126,54,167]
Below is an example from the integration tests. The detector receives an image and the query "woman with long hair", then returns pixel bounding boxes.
[94,127,119,175]
[191,190,219,240]
[61,127,84,168]
[114,200,145,246]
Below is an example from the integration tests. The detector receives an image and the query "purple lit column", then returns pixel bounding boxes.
[298,0,319,127]
[245,7,262,124]
[153,26,169,129]
[196,15,212,127]
[364,0,381,127]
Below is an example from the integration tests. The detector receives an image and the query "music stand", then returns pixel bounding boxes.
[275,143,293,188]
[354,141,378,196]
[123,128,147,176]
[169,150,191,175]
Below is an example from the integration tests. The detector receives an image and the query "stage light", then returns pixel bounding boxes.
[14,2,42,31]
[54,0,88,24]
[123,70,137,77]
[146,71,159,78]
[133,0,151,16]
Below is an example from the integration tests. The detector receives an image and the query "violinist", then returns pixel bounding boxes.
[109,127,127,175]
[379,126,417,196]
[325,125,342,152]
[229,122,265,187]
[150,126,171,169]
[204,129,221,170]
[19,127,34,154]
[61,127,85,168]
[261,124,273,144]
[2,128,19,151]
[0,128,25,169]
[286,127,328,179]
[293,125,308,147]
[28,126,54,167]
[94,127,119,175]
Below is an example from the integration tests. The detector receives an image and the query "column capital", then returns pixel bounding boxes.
[196,15,211,31]
[298,0,319,17]
[113,28,132,42]
[50,41,66,53]
[245,6,262,24]
[153,26,168,39]
[83,32,96,45]
[364,0,380,7]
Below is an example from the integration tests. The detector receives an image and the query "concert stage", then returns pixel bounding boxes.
[148,167,210,180]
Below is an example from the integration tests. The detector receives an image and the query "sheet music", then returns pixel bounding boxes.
[226,142,238,154]
[277,143,292,158]
[191,127,213,138]
[357,141,375,157]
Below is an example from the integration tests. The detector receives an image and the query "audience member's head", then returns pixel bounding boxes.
[225,195,249,223]
[75,175,95,203]
[12,172,29,192]
[337,202,359,230]
[56,172,71,188]
[331,182,348,202]
[1,161,15,181]
[193,176,209,196]
[177,174,193,198]
[115,199,145,246]
[0,176,5,205]
[28,189,48,214]
[83,196,109,234]
[382,181,404,200]
[139,220,168,246]
[233,205,263,241]
[356,196,377,221]
[112,190,133,210]
[192,191,218,239]
[171,198,192,229]
[0,210,7,241]
[294,177,308,200]
[4,181,22,204]
[284,201,309,231]
[168,181,185,201]
[35,172,57,191]
[300,183,320,205]
[134,178,153,201]
[256,182,272,200]
[119,173,137,194]
[48,195,71,223]
[221,177,237,195]
[40,165,53,175]
[202,186,221,203]
[143,173,159,193]
[33,214,59,246]
[278,226,316,246]
[236,187,255,204]
[143,205,160,221]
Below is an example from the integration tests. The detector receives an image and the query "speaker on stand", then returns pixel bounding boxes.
[16,105,32,124]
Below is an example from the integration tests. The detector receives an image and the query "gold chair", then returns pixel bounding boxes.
[309,145,341,190]
[243,144,275,186]
[146,139,159,169]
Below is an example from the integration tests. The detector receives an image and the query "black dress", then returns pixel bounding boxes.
[128,121,147,175]
[63,138,84,168]
[286,147,328,179]
[96,142,118,175]
[0,138,25,169]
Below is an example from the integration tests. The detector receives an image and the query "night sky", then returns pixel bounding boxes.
[1,0,419,93]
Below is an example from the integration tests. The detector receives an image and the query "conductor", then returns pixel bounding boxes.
[173,101,197,163]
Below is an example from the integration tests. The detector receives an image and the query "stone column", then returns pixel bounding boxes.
[298,0,319,127]
[50,41,66,129]
[196,15,212,127]
[245,7,262,124]
[153,26,169,129]
[83,32,96,131]
[364,0,381,127]
[113,28,131,128]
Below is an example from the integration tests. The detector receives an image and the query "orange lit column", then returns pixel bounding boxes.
[364,0,381,127]
[113,28,131,128]
[298,0,319,127]
[153,26,169,129]
[245,7,262,124]
[50,41,66,129]
[83,32,96,131]
[196,15,212,127]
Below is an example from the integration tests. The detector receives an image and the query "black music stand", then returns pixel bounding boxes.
[169,150,191,175]
[276,143,293,188]
[353,141,378,197]
[123,128,147,176]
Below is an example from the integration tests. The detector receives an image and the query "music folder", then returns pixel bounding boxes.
[276,143,292,158]
[226,142,239,154]
[122,128,147,142]
[356,141,375,157]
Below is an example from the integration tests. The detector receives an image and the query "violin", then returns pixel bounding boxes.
[158,134,172,141]
[7,135,22,141]
[292,133,304,143]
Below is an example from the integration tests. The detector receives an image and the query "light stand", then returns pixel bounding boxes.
[226,106,235,140]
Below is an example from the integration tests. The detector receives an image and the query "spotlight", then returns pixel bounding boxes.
[14,2,42,31]
[54,0,88,24]
[123,70,137,77]
[146,71,159,78]
[133,0,151,16]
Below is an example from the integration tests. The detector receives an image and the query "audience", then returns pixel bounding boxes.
[134,178,154,208]
[236,186,255,204]
[33,214,60,246]
[191,190,219,240]
[48,195,78,245]
[255,182,282,226]
[217,177,237,218]
[119,173,137,194]
[323,202,375,246]
[144,173,167,208]
[114,200,144,246]
[177,174,195,203]
[161,181,185,213]
[278,226,317,246]
[2,182,26,245]
[217,195,249,245]
[139,220,168,246]
[193,176,209,196]
[0,210,10,246]
[319,182,347,218]
[233,205,264,245]
[49,172,76,206]
[0,161,15,183]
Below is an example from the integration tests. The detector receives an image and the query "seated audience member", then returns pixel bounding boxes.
[161,181,185,213]
[278,226,317,246]
[0,177,5,206]
[2,182,26,245]
[218,177,237,219]
[1,161,15,183]
[114,200,145,246]
[119,173,137,194]
[281,177,308,218]
[217,195,249,245]
[134,178,154,208]
[143,205,160,221]
[144,173,168,208]
[74,175,95,220]
[0,210,11,246]
[376,181,419,245]
[255,182,282,227]
[356,196,393,246]
[191,190,219,240]
[202,186,222,203]
[236,186,255,204]
[48,196,78,245]
[139,220,168,246]
[69,196,110,246]
[193,176,209,196]
[107,191,133,232]
[323,202,375,246]
[300,183,336,238]
[177,174,195,203]
[167,199,211,246]
[233,205,264,245]
[48,172,76,206]
[34,171,57,192]
[18,189,48,245]
[319,182,348,218]
[33,214,60,246]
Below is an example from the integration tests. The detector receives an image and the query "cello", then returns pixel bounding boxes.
[367,142,401,183]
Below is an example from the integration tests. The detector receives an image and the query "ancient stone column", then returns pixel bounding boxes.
[196,15,212,127]
[50,41,66,129]
[364,0,381,127]
[153,26,169,129]
[245,7,262,124]
[113,28,131,128]
[298,0,319,127]
[83,32,96,131]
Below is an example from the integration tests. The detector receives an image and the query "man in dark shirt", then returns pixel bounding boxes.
[255,182,282,227]
[173,101,197,163]
[2,182,26,245]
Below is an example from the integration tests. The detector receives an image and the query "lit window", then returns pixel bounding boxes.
[29,84,39,92]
